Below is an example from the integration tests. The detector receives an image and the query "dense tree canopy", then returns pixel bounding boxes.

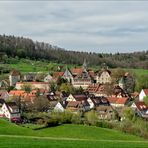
[0,34,148,69]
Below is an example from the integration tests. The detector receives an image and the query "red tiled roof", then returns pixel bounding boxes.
[86,84,100,93]
[9,90,37,98]
[71,68,83,75]
[115,97,128,104]
[9,90,25,96]
[107,97,118,104]
[143,89,148,95]
[52,72,64,78]
[16,82,49,84]
[107,97,128,105]
[135,102,148,111]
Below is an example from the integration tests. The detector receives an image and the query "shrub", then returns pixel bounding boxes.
[47,118,59,127]
[59,111,73,124]
[96,121,114,129]
[84,110,98,126]
[71,113,82,124]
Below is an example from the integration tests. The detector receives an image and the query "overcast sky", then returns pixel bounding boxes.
[0,1,148,53]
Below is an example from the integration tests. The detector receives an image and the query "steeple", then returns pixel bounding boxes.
[82,59,87,70]
[65,65,69,77]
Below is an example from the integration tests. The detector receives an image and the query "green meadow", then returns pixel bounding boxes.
[1,59,148,75]
[0,119,148,148]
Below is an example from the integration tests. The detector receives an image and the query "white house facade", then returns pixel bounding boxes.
[139,89,148,101]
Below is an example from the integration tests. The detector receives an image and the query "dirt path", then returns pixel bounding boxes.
[0,134,148,143]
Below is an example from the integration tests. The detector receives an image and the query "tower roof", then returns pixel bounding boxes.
[10,69,20,76]
[82,59,87,70]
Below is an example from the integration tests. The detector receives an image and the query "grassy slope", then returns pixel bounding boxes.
[0,119,148,148]
[1,59,148,74]
[126,68,148,76]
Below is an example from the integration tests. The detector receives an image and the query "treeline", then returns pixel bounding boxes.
[0,34,148,69]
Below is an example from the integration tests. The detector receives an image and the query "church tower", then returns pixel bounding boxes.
[82,59,87,70]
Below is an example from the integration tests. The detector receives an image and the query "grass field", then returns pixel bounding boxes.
[1,59,148,75]
[0,119,148,148]
[126,68,148,76]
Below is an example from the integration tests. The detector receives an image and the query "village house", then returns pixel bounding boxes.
[0,99,5,117]
[66,94,90,111]
[44,74,53,82]
[86,84,109,97]
[87,97,95,109]
[107,97,129,108]
[54,101,67,112]
[62,67,73,83]
[9,90,37,103]
[66,100,90,113]
[95,64,111,84]
[54,60,93,89]
[66,94,87,102]
[70,63,92,89]
[131,102,148,118]
[96,105,114,120]
[113,85,129,98]
[1,102,20,120]
[15,82,50,90]
[9,69,21,86]
[139,89,148,101]
[87,96,108,109]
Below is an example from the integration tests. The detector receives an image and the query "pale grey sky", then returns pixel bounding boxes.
[0,1,148,53]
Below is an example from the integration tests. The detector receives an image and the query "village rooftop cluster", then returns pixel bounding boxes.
[0,60,148,123]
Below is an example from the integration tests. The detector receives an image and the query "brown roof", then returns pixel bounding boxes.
[67,101,81,108]
[90,96,109,106]
[6,102,18,110]
[143,89,148,95]
[96,105,113,112]
[135,102,148,111]
[88,71,95,77]
[131,92,139,98]
[73,94,87,101]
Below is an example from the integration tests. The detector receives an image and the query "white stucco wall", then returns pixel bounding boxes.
[139,89,146,101]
